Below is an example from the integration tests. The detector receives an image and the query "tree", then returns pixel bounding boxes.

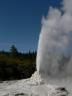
[10,45,18,58]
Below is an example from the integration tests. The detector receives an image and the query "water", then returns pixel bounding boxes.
[1,0,72,96]
[36,0,72,80]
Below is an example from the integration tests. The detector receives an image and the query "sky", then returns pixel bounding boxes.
[0,0,61,52]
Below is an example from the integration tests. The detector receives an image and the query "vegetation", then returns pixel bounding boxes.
[0,45,36,81]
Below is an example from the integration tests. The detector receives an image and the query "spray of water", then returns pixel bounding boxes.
[36,0,72,79]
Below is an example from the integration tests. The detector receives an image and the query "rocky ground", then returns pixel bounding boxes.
[0,71,72,96]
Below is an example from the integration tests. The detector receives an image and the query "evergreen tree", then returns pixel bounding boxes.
[10,45,18,58]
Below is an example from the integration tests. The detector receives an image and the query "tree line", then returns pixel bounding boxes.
[0,45,36,81]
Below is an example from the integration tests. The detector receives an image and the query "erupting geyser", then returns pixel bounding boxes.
[36,0,72,80]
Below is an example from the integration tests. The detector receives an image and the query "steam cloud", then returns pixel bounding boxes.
[36,0,72,79]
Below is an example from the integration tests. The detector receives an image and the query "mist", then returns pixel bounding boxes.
[36,0,72,79]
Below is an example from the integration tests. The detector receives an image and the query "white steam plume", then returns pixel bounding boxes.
[36,0,72,79]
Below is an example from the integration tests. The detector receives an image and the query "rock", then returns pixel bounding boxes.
[55,87,69,96]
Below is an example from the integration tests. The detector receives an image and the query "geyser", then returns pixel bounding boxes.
[36,0,72,80]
